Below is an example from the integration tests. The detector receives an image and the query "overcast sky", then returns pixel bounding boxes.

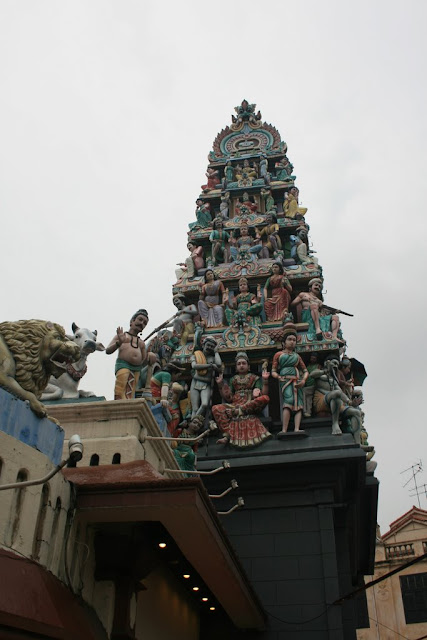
[1,0,426,532]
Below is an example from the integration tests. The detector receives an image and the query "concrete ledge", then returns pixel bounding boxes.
[0,387,64,465]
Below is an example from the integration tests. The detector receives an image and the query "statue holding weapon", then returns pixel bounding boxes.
[291,278,352,342]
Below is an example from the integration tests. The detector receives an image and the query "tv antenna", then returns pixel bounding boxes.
[401,461,424,508]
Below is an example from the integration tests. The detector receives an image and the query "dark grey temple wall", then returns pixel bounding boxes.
[198,419,378,640]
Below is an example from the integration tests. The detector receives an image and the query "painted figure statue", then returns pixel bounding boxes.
[209,217,231,265]
[271,328,308,436]
[190,335,222,416]
[220,191,231,219]
[191,199,212,229]
[198,269,226,327]
[234,192,258,216]
[263,262,292,321]
[202,167,220,191]
[235,159,257,182]
[212,352,272,448]
[260,187,275,213]
[171,294,198,346]
[290,226,317,266]
[150,360,185,407]
[274,156,293,181]
[259,155,270,184]
[291,278,341,342]
[225,277,263,326]
[259,213,282,258]
[224,162,234,186]
[177,241,205,280]
[283,187,307,219]
[310,356,362,443]
[106,309,153,400]
[230,224,263,262]
[172,414,205,476]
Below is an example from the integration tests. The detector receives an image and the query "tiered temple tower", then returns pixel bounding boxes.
[166,100,379,639]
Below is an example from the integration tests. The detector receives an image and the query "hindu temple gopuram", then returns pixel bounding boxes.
[0,100,379,640]
[161,99,379,637]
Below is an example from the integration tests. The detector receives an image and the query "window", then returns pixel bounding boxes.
[112,453,121,464]
[400,573,427,624]
[90,454,99,466]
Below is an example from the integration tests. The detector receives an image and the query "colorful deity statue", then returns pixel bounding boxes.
[337,357,354,400]
[291,226,318,265]
[198,268,226,327]
[235,159,257,183]
[291,278,342,342]
[263,262,292,321]
[259,155,270,184]
[230,224,263,262]
[177,241,205,280]
[235,192,257,216]
[171,294,198,346]
[260,187,275,213]
[224,161,234,186]
[106,309,155,400]
[283,187,307,219]
[190,336,222,417]
[220,191,231,219]
[271,327,308,437]
[202,166,221,191]
[274,156,294,181]
[190,199,212,229]
[259,212,282,258]
[150,360,185,408]
[209,217,231,265]
[212,352,272,448]
[310,356,362,443]
[225,277,263,326]
[171,414,205,476]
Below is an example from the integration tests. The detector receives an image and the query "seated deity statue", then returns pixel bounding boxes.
[235,159,257,182]
[225,277,263,326]
[230,224,263,262]
[283,187,307,219]
[202,166,220,191]
[310,356,362,443]
[291,278,342,342]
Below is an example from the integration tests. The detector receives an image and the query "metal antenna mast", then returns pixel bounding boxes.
[401,461,423,508]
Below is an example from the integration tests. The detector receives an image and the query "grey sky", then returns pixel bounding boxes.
[1,0,426,532]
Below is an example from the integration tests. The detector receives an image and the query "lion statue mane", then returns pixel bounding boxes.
[0,319,80,418]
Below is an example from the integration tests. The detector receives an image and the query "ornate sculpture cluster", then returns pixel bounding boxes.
[0,101,372,477]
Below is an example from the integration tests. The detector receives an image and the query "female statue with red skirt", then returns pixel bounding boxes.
[212,352,272,448]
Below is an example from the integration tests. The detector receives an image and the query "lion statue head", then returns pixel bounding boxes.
[0,320,80,417]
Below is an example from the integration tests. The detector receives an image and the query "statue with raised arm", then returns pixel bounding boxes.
[219,191,231,219]
[171,294,198,346]
[190,335,222,417]
[310,356,361,443]
[212,352,272,448]
[106,309,155,400]
[225,277,263,326]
